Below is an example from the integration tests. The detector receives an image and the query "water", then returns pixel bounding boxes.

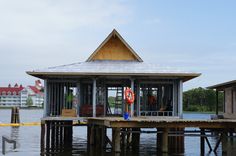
[0,110,226,155]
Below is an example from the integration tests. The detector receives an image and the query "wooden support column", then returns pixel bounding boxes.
[222,130,228,155]
[46,121,50,152]
[51,121,55,151]
[87,125,91,149]
[40,122,45,155]
[216,90,219,115]
[200,129,205,155]
[156,128,162,151]
[93,78,97,117]
[87,125,96,156]
[132,128,140,152]
[95,126,100,150]
[162,128,169,153]
[55,121,59,152]
[112,128,121,154]
[100,126,106,150]
[59,121,63,151]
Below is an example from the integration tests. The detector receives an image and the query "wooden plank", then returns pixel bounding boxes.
[87,117,236,129]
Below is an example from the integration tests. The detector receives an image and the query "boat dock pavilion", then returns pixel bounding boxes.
[26,29,236,155]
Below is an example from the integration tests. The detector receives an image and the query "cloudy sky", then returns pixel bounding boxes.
[0,0,235,90]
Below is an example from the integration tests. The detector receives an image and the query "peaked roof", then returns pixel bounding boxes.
[0,85,24,95]
[86,29,143,62]
[28,86,43,96]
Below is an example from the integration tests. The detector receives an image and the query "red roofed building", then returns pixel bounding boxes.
[0,80,44,107]
[27,84,44,107]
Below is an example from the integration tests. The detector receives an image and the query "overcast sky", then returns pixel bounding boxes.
[0,0,235,90]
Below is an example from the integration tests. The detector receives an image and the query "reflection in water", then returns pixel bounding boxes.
[2,111,234,156]
[11,127,20,148]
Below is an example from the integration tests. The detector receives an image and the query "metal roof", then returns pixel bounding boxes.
[207,80,236,90]
[26,60,200,82]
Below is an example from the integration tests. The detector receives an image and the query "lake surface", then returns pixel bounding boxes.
[0,110,225,155]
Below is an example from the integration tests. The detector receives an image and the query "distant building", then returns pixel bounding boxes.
[208,80,236,118]
[0,80,44,107]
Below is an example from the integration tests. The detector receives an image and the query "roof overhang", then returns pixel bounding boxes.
[26,71,200,82]
[207,80,236,91]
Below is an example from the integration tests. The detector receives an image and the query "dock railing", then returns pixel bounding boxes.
[140,111,172,116]
[2,135,17,155]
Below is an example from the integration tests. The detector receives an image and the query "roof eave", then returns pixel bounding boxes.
[207,80,236,90]
[26,71,200,82]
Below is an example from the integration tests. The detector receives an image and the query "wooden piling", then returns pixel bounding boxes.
[40,123,45,155]
[162,128,169,153]
[11,107,20,123]
[222,130,228,154]
[46,121,50,153]
[55,121,59,152]
[112,128,121,153]
[156,128,162,151]
[132,128,140,152]
[59,121,63,151]
[200,129,205,155]
[51,121,55,151]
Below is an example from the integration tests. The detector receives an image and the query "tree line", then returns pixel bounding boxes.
[183,87,223,112]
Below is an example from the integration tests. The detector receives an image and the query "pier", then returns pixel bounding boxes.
[86,116,236,155]
[38,116,236,155]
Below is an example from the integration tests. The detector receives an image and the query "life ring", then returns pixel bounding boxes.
[125,87,135,104]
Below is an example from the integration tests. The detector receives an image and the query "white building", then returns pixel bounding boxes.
[0,81,44,107]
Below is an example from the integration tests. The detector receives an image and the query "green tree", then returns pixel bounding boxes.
[26,97,33,107]
[183,87,223,112]
[108,96,115,107]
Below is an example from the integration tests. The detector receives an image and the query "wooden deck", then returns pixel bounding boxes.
[87,116,236,129]
[41,117,86,124]
[86,117,236,154]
